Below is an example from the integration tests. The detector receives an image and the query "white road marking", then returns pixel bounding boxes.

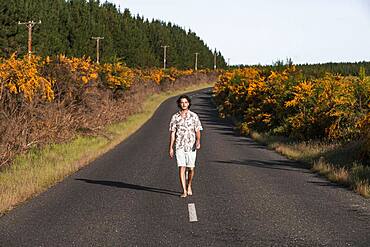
[188,203,198,222]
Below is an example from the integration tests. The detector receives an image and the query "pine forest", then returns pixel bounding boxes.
[0,0,226,68]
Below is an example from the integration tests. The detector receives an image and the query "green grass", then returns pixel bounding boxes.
[0,82,214,215]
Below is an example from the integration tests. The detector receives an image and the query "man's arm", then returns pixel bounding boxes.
[194,114,202,150]
[169,131,176,158]
[195,130,201,149]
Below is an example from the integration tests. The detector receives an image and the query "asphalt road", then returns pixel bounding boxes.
[1,88,370,247]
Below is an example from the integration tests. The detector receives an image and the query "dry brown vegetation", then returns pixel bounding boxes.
[0,55,217,169]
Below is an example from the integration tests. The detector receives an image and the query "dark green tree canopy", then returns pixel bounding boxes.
[0,0,227,68]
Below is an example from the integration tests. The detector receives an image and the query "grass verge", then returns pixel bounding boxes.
[249,131,370,198]
[0,82,214,215]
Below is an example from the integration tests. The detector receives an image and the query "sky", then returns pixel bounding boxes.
[108,0,370,65]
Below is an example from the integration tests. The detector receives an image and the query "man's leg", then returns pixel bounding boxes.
[186,150,197,196]
[179,166,187,197]
[187,168,195,195]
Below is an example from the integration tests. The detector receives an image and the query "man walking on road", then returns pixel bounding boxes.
[169,95,203,198]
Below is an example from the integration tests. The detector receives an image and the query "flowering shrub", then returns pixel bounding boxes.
[139,68,194,85]
[0,54,54,103]
[100,62,134,90]
[214,67,370,141]
[140,68,165,84]
[56,55,98,85]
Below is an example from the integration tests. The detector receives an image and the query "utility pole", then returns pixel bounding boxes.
[194,52,199,71]
[18,20,41,59]
[91,37,104,64]
[227,58,230,68]
[161,45,169,70]
[213,51,217,70]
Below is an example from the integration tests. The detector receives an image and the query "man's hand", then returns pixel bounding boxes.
[195,130,201,150]
[196,140,201,150]
[169,147,174,159]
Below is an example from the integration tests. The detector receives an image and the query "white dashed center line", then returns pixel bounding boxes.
[188,203,198,222]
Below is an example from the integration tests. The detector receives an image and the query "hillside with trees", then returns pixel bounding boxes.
[0,0,226,69]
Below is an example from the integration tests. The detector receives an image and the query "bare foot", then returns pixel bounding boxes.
[180,192,187,198]
[187,188,192,196]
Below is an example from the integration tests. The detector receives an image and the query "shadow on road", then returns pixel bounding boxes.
[76,178,180,197]
[210,159,310,173]
[196,91,314,172]
[307,179,348,189]
[194,94,240,135]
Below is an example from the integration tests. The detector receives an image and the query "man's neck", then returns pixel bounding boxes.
[180,109,189,115]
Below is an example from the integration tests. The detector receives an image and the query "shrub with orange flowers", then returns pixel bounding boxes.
[140,68,165,85]
[0,54,54,107]
[56,55,98,85]
[214,66,370,142]
[100,62,135,91]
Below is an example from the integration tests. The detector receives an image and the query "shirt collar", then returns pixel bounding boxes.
[178,110,190,118]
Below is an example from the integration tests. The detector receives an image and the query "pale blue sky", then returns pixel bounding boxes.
[108,0,370,65]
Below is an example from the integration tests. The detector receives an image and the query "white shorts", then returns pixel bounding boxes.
[176,149,197,168]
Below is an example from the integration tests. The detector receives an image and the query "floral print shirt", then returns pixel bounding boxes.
[169,110,203,152]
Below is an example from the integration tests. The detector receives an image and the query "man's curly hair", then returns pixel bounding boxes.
[176,95,191,109]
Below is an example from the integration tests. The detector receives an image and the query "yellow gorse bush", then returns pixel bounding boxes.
[140,68,194,85]
[57,55,98,85]
[214,67,370,141]
[0,54,54,102]
[0,55,200,107]
[285,81,314,108]
[140,68,165,85]
[101,62,134,90]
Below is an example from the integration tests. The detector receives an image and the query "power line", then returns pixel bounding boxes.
[18,20,41,59]
[91,37,104,64]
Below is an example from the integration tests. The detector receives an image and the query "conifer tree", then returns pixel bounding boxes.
[0,0,227,68]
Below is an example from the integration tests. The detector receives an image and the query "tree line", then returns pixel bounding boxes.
[0,0,227,69]
[295,61,370,78]
[235,58,370,79]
